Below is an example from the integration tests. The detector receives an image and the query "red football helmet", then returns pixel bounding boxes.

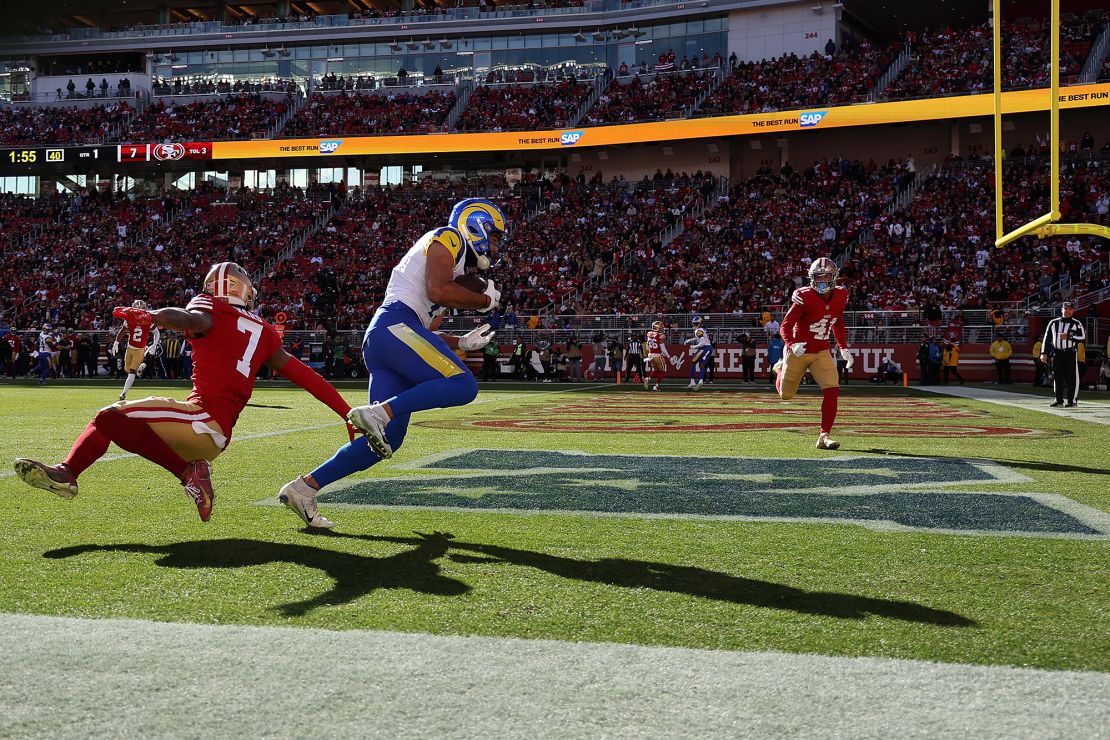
[203,262,256,309]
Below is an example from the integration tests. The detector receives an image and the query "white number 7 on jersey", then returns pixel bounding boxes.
[236,316,263,377]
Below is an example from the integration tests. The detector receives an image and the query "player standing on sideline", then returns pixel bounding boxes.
[112,300,161,400]
[33,324,57,385]
[644,320,670,391]
[277,199,505,529]
[772,257,854,450]
[1041,300,1086,407]
[14,262,355,523]
[684,316,713,390]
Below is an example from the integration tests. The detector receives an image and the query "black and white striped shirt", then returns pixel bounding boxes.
[1042,316,1086,353]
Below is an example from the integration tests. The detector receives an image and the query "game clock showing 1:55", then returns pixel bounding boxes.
[7,149,37,164]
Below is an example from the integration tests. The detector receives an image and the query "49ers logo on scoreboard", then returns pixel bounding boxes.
[152,143,186,161]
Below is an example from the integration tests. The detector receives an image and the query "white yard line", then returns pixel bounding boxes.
[0,612,1105,738]
[920,386,1110,426]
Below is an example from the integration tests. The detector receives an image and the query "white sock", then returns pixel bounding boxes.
[121,373,136,395]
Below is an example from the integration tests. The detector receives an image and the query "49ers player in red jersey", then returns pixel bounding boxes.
[773,257,855,450]
[644,321,670,391]
[14,262,356,522]
[113,299,160,401]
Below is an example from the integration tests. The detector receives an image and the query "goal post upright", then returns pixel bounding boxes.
[994,0,1109,246]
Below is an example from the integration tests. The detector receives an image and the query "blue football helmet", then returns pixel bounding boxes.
[449,198,507,269]
[691,315,704,329]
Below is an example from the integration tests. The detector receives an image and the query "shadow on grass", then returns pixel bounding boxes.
[861,448,1110,477]
[44,535,467,617]
[45,532,975,626]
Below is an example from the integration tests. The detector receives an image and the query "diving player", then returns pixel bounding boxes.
[684,316,713,389]
[644,320,670,391]
[14,262,355,523]
[112,299,161,400]
[773,257,854,450]
[277,198,505,529]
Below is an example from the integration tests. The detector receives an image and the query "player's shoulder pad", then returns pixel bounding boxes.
[791,287,811,305]
[430,226,466,261]
[186,293,217,313]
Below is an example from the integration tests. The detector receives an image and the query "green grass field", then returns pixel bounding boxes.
[2,379,1110,737]
[2,379,1107,676]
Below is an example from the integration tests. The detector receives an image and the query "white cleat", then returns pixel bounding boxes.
[278,477,335,529]
[652,384,661,391]
[695,381,704,390]
[772,359,784,375]
[816,433,840,451]
[346,403,394,459]
[686,381,696,389]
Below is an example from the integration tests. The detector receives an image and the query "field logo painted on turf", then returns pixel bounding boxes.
[315,450,1110,538]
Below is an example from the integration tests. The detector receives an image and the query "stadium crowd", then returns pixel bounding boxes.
[457,80,590,131]
[283,90,456,136]
[116,93,290,142]
[699,38,898,115]
[4,184,334,331]
[0,102,133,146]
[884,12,1107,100]
[584,70,717,124]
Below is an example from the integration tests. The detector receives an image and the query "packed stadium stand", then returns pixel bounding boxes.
[1,0,1108,343]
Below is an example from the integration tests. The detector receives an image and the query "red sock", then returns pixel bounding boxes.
[63,421,111,477]
[93,408,189,480]
[821,387,840,434]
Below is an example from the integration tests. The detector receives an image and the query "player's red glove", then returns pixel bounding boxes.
[113,306,153,327]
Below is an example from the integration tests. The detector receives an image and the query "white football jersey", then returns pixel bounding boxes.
[382,226,468,328]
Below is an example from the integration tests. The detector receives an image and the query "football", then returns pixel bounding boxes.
[454,274,488,294]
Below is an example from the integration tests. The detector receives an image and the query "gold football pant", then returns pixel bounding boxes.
[776,351,839,400]
[123,347,146,374]
[107,397,227,462]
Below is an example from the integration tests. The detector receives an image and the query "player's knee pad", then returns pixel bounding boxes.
[448,370,479,406]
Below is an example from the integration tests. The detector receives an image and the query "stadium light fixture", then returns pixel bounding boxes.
[406,41,420,50]
[167,51,180,62]
[261,48,275,58]
[592,30,606,42]
[612,29,628,39]
[440,39,452,49]
[277,47,290,57]
[629,27,645,37]
[574,31,586,42]
[422,39,436,49]
[390,40,403,52]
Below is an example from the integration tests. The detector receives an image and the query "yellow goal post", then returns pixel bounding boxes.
[993,0,1110,247]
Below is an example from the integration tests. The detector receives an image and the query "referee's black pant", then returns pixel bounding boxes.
[1051,350,1079,404]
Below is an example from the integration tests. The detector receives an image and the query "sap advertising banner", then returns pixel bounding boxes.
[208,83,1110,161]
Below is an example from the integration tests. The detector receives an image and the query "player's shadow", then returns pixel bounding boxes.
[861,448,1109,477]
[323,531,975,627]
[43,536,468,617]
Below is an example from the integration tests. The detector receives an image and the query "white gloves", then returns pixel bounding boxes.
[137,363,147,375]
[790,342,807,357]
[112,342,119,354]
[478,280,501,313]
[839,348,855,369]
[458,323,495,351]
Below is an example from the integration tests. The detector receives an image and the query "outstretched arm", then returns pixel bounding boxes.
[149,307,214,336]
[265,348,351,421]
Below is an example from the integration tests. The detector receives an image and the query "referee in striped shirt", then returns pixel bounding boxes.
[1040,301,1086,407]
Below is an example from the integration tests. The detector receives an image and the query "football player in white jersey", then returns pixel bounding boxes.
[278,198,505,528]
[683,316,713,389]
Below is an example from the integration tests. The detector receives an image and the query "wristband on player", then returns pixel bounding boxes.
[276,356,351,420]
